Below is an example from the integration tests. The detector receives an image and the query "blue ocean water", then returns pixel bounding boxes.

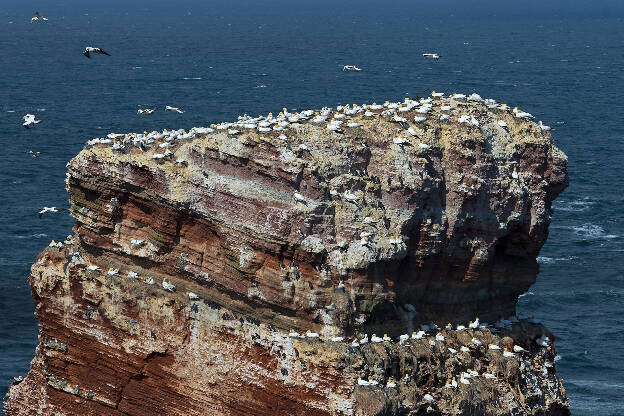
[1,1,623,414]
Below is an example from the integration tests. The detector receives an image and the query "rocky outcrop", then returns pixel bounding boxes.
[5,95,569,415]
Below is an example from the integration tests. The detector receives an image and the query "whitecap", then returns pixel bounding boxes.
[538,256,577,264]
[553,199,594,212]
[132,66,142,69]
[571,224,617,240]
[7,110,15,113]
[255,84,267,88]
[183,77,202,80]
[519,291,534,298]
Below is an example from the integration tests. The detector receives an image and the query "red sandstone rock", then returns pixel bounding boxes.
[5,97,569,415]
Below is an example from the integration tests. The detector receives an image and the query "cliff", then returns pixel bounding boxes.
[4,94,570,415]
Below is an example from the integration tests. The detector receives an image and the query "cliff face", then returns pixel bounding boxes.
[5,95,569,415]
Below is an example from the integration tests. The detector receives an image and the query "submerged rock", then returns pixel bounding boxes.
[4,95,569,415]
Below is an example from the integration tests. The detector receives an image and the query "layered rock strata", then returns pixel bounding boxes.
[5,95,569,415]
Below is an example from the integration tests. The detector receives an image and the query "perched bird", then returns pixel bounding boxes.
[288,329,301,338]
[306,331,320,338]
[330,336,344,342]
[165,105,184,114]
[483,373,496,379]
[503,351,516,358]
[424,394,435,403]
[469,317,480,329]
[31,12,48,22]
[513,345,527,353]
[539,121,551,131]
[23,113,41,129]
[293,192,306,203]
[188,292,199,300]
[127,271,138,279]
[459,373,470,385]
[472,338,483,347]
[87,265,100,271]
[38,206,67,218]
[107,268,119,276]
[83,46,111,58]
[162,280,176,292]
[371,334,383,343]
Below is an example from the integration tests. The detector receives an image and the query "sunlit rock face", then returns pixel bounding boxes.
[5,96,569,415]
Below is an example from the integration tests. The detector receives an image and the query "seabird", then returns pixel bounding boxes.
[138,108,155,115]
[38,206,67,218]
[435,333,445,342]
[306,331,320,338]
[293,192,306,203]
[343,65,362,72]
[460,346,470,352]
[87,265,100,271]
[31,12,48,22]
[423,53,441,59]
[472,338,482,347]
[386,379,397,388]
[145,278,155,285]
[26,150,41,157]
[165,105,184,114]
[513,345,527,353]
[483,373,496,379]
[127,271,138,279]
[488,344,501,350]
[162,280,176,292]
[469,317,480,329]
[431,91,444,98]
[448,347,458,354]
[539,121,551,131]
[23,113,41,129]
[459,373,470,385]
[83,46,111,58]
[330,336,344,342]
[503,351,516,358]
[130,239,144,247]
[424,394,435,403]
[188,292,199,300]
[371,334,383,343]
[289,330,301,338]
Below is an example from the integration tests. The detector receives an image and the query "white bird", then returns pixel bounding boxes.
[423,53,441,59]
[413,116,427,123]
[289,330,301,338]
[536,335,550,347]
[472,338,482,347]
[460,346,470,352]
[386,380,397,388]
[513,345,527,353]
[512,167,519,179]
[87,265,100,271]
[83,46,111,58]
[435,334,445,342]
[393,137,410,145]
[483,373,496,379]
[371,334,384,343]
[440,115,450,121]
[162,280,176,292]
[31,12,48,22]
[488,344,501,350]
[343,65,362,72]
[359,335,369,345]
[498,120,508,128]
[331,336,344,342]
[399,334,409,343]
[459,373,470,385]
[306,331,320,338]
[38,206,67,218]
[503,351,516,358]
[357,378,370,386]
[130,239,144,247]
[344,191,358,202]
[145,278,155,285]
[107,268,119,276]
[424,394,435,403]
[448,347,458,354]
[188,292,199,300]
[293,192,306,203]
[23,113,42,129]
[539,121,551,131]
[469,317,480,329]
[412,331,425,340]
[165,105,184,114]
[418,143,431,150]
[456,325,466,330]
[431,91,444,98]
[127,271,138,279]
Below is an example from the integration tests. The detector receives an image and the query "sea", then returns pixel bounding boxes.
[0,1,622,414]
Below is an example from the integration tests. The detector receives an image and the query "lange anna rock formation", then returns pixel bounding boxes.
[5,94,570,415]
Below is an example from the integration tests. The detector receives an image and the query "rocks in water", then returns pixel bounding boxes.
[4,94,569,416]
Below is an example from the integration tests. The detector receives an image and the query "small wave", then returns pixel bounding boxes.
[15,233,48,240]
[572,224,617,240]
[537,256,577,264]
[6,110,15,113]
[255,84,267,88]
[518,291,534,298]
[553,199,594,212]
[183,77,202,80]
[37,108,46,111]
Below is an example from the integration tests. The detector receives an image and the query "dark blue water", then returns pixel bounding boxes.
[1,2,623,414]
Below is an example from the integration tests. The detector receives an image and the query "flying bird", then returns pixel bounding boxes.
[137,108,155,115]
[83,46,111,59]
[165,105,184,114]
[343,65,361,72]
[38,206,67,218]
[23,113,41,129]
[423,53,441,59]
[26,150,41,158]
[31,12,48,22]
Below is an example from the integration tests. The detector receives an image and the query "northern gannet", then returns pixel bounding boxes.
[23,113,41,129]
[386,379,397,388]
[306,331,320,338]
[293,192,306,203]
[469,317,480,329]
[165,105,184,114]
[130,239,144,247]
[435,334,445,342]
[371,334,383,343]
[413,116,426,123]
[87,265,100,271]
[289,330,301,338]
[424,394,435,403]
[512,167,519,179]
[488,344,501,350]
[431,91,444,98]
[459,373,470,385]
[137,108,155,115]
[343,65,361,72]
[471,338,482,346]
[422,53,441,59]
[460,346,470,352]
[162,280,176,292]
[145,278,155,285]
[448,347,458,354]
[107,268,119,276]
[483,372,496,379]
[503,351,516,358]
[330,336,344,342]
[497,120,508,128]
[26,150,41,157]
[38,206,67,218]
[127,271,138,279]
[83,46,111,58]
[539,121,551,131]
[188,292,199,300]
[31,12,48,22]
[513,345,527,353]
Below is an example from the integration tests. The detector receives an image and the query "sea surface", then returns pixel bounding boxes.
[1,1,623,414]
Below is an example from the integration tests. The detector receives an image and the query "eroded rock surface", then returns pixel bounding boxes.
[5,95,569,415]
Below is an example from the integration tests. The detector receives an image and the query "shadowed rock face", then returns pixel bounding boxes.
[5,96,569,415]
